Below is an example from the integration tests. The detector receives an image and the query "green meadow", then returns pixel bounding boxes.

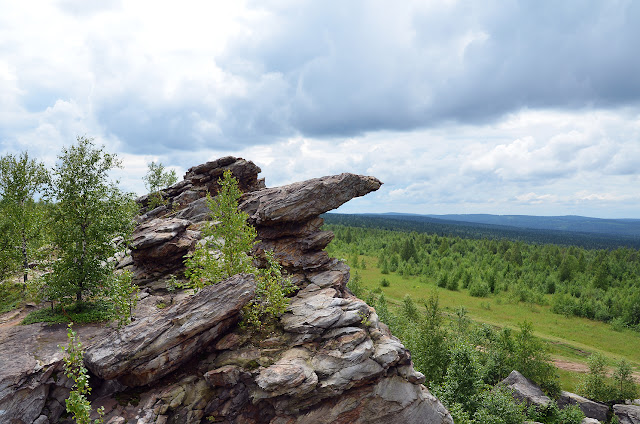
[345,253,640,390]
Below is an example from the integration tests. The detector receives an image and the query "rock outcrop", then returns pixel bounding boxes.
[558,391,609,422]
[500,370,551,407]
[84,274,256,387]
[0,157,453,424]
[615,404,640,424]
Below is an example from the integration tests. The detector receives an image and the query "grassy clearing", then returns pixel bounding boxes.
[0,280,24,315]
[22,300,114,325]
[352,255,640,378]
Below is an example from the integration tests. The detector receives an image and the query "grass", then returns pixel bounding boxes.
[348,254,640,388]
[22,300,114,325]
[0,280,24,314]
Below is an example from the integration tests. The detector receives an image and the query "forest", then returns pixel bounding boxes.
[323,215,640,423]
[324,214,640,330]
[325,213,640,250]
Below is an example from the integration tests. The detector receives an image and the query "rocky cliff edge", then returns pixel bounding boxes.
[0,157,453,424]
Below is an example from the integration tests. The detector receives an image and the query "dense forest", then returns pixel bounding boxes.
[322,215,640,423]
[324,215,640,332]
[324,213,640,250]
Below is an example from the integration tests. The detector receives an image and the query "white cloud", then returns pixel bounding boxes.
[1,2,640,218]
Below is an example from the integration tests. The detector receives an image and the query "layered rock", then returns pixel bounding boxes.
[558,391,609,422]
[84,274,256,387]
[1,157,452,424]
[500,370,551,407]
[615,404,640,424]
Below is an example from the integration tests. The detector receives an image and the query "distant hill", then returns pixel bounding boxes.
[323,213,640,250]
[420,214,640,237]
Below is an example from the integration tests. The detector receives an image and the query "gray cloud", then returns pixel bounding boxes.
[216,1,640,138]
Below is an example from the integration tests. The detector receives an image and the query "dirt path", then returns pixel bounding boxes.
[0,306,33,328]
[553,359,640,383]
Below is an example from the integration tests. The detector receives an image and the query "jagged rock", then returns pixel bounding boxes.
[2,157,455,424]
[582,418,601,424]
[240,173,382,225]
[254,348,318,398]
[499,370,551,407]
[0,323,105,424]
[85,274,256,386]
[205,365,244,388]
[282,287,370,334]
[279,376,452,424]
[558,391,609,422]
[183,156,264,194]
[615,404,640,424]
[129,217,198,269]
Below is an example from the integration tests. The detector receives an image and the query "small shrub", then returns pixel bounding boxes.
[437,272,448,288]
[241,251,295,331]
[446,278,459,291]
[347,272,364,298]
[526,400,583,424]
[577,352,608,402]
[469,282,490,298]
[60,324,105,424]
[380,278,390,287]
[473,386,525,424]
[612,359,639,401]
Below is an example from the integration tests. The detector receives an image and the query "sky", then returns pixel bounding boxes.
[1,1,640,219]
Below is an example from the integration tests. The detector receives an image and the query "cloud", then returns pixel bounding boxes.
[215,0,640,138]
[1,2,640,218]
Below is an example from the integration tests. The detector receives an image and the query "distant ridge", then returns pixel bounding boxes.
[324,213,640,250]
[420,214,640,237]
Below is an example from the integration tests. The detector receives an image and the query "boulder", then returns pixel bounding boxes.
[614,404,640,424]
[558,391,609,422]
[499,370,551,407]
[85,274,256,386]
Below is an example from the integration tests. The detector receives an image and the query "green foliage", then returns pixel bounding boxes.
[109,270,138,327]
[577,352,608,402]
[0,280,23,314]
[347,271,364,298]
[184,170,292,330]
[469,281,490,297]
[0,151,49,284]
[612,359,639,401]
[400,294,420,323]
[526,401,584,424]
[185,170,257,290]
[143,161,178,210]
[434,342,483,413]
[578,355,639,402]
[324,220,640,330]
[473,387,525,424]
[512,322,560,397]
[47,136,137,305]
[60,324,105,424]
[23,300,114,325]
[408,292,450,385]
[242,250,295,331]
[380,278,390,287]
